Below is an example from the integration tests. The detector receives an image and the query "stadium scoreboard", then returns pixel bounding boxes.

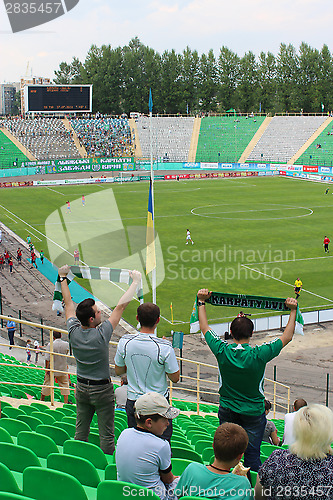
[24,85,92,113]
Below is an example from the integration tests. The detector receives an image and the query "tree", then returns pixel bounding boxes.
[198,50,218,112]
[217,46,239,111]
[258,51,277,113]
[276,43,299,112]
[237,51,258,112]
[54,57,83,84]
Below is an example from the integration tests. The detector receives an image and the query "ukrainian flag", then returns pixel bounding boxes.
[146,178,156,274]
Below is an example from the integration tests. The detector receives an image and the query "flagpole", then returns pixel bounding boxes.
[149,89,156,305]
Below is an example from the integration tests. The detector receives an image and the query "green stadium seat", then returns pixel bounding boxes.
[0,427,14,444]
[0,462,22,495]
[63,439,112,469]
[17,431,59,459]
[170,447,203,463]
[97,480,160,500]
[47,453,101,487]
[17,415,43,431]
[0,418,31,436]
[23,467,88,500]
[104,464,117,480]
[0,443,41,472]
[35,425,70,446]
[171,458,192,475]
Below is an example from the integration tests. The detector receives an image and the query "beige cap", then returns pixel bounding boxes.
[135,392,180,419]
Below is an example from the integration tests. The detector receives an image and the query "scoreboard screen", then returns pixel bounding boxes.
[25,85,92,113]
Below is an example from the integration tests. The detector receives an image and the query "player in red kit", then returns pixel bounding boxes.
[324,236,330,253]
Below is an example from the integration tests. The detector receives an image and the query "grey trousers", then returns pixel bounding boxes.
[74,381,115,455]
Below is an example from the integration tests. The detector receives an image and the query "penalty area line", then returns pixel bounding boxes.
[241,264,333,303]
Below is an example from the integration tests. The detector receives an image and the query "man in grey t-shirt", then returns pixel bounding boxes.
[59,265,142,455]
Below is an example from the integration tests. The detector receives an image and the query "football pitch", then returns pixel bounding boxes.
[0,176,332,336]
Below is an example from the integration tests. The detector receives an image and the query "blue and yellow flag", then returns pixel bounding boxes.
[146,178,156,274]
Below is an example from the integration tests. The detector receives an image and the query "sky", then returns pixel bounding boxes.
[0,0,333,83]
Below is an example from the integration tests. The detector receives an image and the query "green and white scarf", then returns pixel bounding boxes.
[52,265,144,312]
[190,291,304,335]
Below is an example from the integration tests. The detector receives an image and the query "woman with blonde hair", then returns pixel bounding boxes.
[255,404,333,499]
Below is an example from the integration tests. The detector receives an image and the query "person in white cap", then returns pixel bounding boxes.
[116,392,180,500]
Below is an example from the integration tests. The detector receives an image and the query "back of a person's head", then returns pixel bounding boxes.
[213,423,249,462]
[76,298,96,327]
[230,317,254,341]
[290,404,333,460]
[53,331,61,340]
[137,303,160,328]
[294,398,307,411]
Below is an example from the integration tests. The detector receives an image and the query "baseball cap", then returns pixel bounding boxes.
[135,392,180,419]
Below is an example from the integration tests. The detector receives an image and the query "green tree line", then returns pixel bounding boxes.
[54,37,333,115]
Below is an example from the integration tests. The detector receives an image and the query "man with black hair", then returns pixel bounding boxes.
[196,288,298,472]
[116,392,180,500]
[114,302,180,441]
[176,423,252,499]
[58,264,142,455]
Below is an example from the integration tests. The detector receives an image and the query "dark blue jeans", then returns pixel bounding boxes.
[218,405,266,472]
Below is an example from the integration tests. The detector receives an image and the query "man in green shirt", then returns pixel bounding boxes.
[197,289,297,472]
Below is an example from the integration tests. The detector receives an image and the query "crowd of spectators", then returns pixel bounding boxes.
[2,265,333,500]
[70,116,134,158]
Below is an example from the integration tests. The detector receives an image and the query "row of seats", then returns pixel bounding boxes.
[247,115,327,163]
[136,116,194,162]
[0,130,29,169]
[196,115,265,163]
[1,117,81,160]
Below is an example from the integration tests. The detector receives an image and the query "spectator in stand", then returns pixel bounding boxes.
[6,316,16,350]
[116,392,180,500]
[115,374,128,409]
[59,264,142,455]
[176,423,253,500]
[196,288,298,472]
[0,255,4,270]
[4,250,9,264]
[255,404,333,500]
[26,339,31,363]
[17,248,22,264]
[30,251,37,269]
[114,303,180,442]
[41,332,70,404]
[8,257,13,273]
[283,398,307,446]
[40,250,44,264]
[262,400,281,446]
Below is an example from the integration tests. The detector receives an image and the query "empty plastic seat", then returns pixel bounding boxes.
[23,466,88,500]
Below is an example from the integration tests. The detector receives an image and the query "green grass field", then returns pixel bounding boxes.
[0,176,332,335]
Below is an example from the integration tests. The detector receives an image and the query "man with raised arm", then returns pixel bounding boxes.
[58,264,142,455]
[196,288,298,472]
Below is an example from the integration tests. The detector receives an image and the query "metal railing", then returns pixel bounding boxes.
[0,313,290,414]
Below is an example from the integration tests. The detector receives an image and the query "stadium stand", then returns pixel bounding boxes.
[0,129,30,169]
[246,115,327,164]
[1,117,80,161]
[70,117,134,158]
[136,116,195,162]
[295,119,333,166]
[195,115,266,163]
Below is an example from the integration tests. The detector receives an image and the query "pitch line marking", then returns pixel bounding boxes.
[0,205,174,319]
[191,203,313,220]
[45,187,65,196]
[241,264,333,303]
[244,255,333,265]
